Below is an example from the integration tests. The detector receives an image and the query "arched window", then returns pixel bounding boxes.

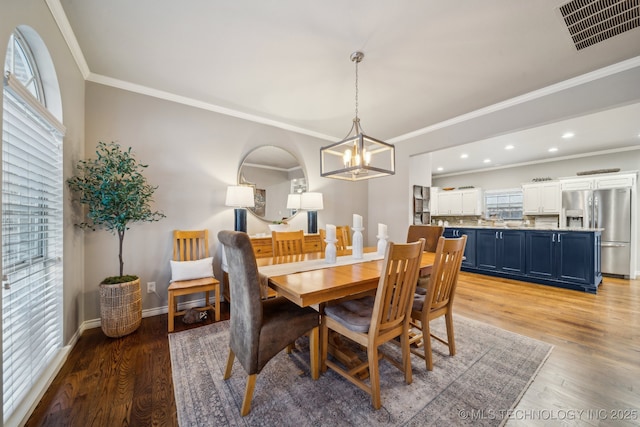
[2,27,64,425]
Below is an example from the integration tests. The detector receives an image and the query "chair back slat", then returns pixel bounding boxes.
[425,236,466,311]
[272,230,305,256]
[337,225,352,246]
[173,230,209,261]
[371,239,425,337]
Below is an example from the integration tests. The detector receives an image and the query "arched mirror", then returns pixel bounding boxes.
[238,146,307,222]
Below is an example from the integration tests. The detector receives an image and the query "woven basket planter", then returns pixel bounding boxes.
[99,278,142,338]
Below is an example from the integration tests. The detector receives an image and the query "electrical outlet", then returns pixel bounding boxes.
[147,281,156,293]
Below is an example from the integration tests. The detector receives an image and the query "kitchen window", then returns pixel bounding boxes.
[485,189,523,220]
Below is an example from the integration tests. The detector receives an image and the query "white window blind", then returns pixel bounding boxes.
[2,74,63,423]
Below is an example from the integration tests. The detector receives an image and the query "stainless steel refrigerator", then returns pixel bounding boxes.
[562,188,632,277]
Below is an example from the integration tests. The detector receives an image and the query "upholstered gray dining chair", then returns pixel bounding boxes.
[217,230,320,416]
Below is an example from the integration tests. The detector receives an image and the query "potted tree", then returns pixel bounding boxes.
[68,141,165,337]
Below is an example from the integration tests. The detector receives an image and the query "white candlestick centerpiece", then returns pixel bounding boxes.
[352,215,364,259]
[326,224,336,241]
[324,224,337,263]
[353,214,363,229]
[376,223,388,255]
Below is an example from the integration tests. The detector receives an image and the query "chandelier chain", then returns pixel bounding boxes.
[354,58,359,120]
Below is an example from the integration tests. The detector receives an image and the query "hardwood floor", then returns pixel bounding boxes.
[26,274,639,426]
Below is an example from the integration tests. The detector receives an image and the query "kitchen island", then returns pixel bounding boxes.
[445,226,602,293]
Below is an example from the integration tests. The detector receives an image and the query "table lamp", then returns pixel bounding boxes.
[225,186,255,233]
[301,192,323,234]
[286,193,301,213]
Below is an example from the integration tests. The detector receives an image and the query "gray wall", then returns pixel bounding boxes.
[83,82,369,320]
[1,0,86,345]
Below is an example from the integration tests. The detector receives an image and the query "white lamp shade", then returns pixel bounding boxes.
[286,193,301,209]
[301,192,324,210]
[225,185,255,208]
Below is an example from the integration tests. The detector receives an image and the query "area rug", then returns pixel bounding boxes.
[169,315,552,426]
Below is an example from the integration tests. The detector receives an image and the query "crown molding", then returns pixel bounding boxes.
[45,0,90,79]
[86,72,337,142]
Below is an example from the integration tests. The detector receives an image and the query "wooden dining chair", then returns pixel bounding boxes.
[168,230,220,332]
[337,225,352,246]
[407,225,444,252]
[409,235,467,371]
[407,225,444,288]
[319,228,347,252]
[272,230,305,256]
[218,230,320,416]
[321,238,426,409]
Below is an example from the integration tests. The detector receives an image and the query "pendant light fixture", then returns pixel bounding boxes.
[320,51,395,181]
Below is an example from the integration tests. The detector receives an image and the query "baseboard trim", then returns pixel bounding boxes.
[81,297,211,331]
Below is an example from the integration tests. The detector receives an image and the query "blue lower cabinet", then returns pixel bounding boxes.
[460,227,601,293]
[443,227,601,292]
[526,232,556,279]
[476,229,525,274]
[444,228,476,268]
[524,230,601,292]
[556,232,599,286]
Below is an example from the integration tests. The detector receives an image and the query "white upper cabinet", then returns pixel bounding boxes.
[560,173,636,190]
[594,174,635,189]
[522,182,561,215]
[435,188,482,216]
[461,189,482,215]
[560,178,594,191]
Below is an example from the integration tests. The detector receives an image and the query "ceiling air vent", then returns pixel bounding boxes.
[559,0,640,50]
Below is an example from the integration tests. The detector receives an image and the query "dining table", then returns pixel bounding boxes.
[256,248,436,308]
[254,247,436,373]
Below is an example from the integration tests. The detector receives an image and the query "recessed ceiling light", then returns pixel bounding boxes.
[436,167,443,172]
[460,153,468,159]
[548,147,558,152]
[483,159,491,163]
[505,145,514,150]
[562,132,575,139]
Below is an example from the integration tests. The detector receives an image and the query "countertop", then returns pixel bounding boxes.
[443,225,603,232]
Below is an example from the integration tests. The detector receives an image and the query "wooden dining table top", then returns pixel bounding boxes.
[258,248,436,308]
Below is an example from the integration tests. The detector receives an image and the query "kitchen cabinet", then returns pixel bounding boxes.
[560,173,636,190]
[525,230,601,290]
[522,182,561,214]
[436,191,459,215]
[595,174,635,189]
[476,229,526,274]
[449,227,601,293]
[443,228,476,268]
[560,178,593,191]
[435,188,482,216]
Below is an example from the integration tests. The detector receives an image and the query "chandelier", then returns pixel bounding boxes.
[320,51,395,181]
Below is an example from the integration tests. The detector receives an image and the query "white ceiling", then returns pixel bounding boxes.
[432,101,640,176]
[55,0,640,173]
